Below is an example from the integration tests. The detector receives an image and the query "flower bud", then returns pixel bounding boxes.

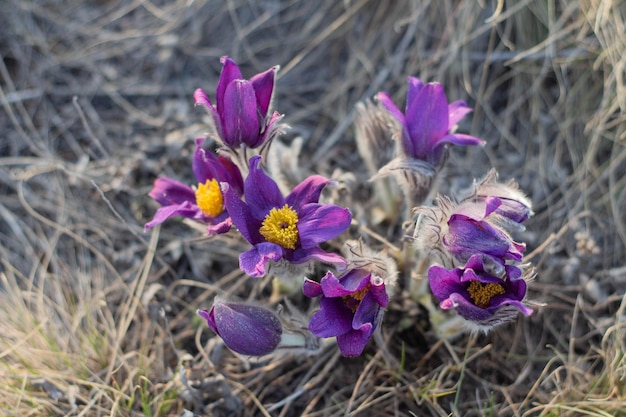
[197,299,282,356]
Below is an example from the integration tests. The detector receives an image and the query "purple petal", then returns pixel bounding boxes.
[222,80,261,147]
[289,247,348,269]
[216,154,244,196]
[405,77,424,111]
[336,325,373,357]
[205,215,232,235]
[198,300,282,356]
[353,292,383,329]
[442,292,494,322]
[448,100,473,127]
[302,278,323,298]
[192,142,218,183]
[428,265,466,301]
[445,214,524,262]
[285,175,330,209]
[216,56,243,113]
[297,204,351,249]
[244,156,285,218]
[376,91,406,126]
[405,82,450,159]
[249,65,277,118]
[239,242,284,277]
[194,89,223,139]
[308,297,353,338]
[149,177,195,207]
[144,202,200,231]
[257,110,283,142]
[430,133,485,156]
[319,269,369,297]
[368,277,389,307]
[221,182,261,243]
[193,88,212,108]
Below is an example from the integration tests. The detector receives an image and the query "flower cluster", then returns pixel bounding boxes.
[416,171,534,331]
[146,56,537,360]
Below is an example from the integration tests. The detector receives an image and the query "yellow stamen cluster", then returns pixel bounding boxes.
[467,281,506,308]
[259,204,299,249]
[343,284,370,313]
[195,179,224,217]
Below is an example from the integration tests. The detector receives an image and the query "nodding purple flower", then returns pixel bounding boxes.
[415,173,532,276]
[197,299,282,356]
[376,77,484,166]
[222,155,352,277]
[194,56,282,149]
[304,268,389,357]
[443,197,527,270]
[428,255,533,331]
[145,138,243,235]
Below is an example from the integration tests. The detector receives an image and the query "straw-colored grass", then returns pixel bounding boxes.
[1,0,624,416]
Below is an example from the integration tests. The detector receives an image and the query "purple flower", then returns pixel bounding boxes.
[472,170,534,225]
[194,56,282,149]
[222,155,352,277]
[376,77,484,166]
[145,138,243,235]
[197,299,282,356]
[428,255,533,330]
[443,196,526,269]
[303,268,389,357]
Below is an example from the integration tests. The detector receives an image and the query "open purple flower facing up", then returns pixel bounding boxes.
[428,254,533,331]
[222,155,352,277]
[194,56,282,149]
[197,299,282,356]
[145,138,243,235]
[376,77,484,166]
[304,268,389,357]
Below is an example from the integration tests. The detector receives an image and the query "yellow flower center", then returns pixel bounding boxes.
[343,284,370,313]
[195,179,224,217]
[467,281,506,308]
[259,204,299,249]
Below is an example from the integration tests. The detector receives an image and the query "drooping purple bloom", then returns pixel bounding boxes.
[194,56,282,149]
[471,171,534,226]
[145,138,243,235]
[443,196,526,270]
[428,255,533,330]
[197,299,282,356]
[222,155,352,277]
[376,77,484,166]
[304,268,388,357]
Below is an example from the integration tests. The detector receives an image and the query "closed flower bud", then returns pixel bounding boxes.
[197,299,282,356]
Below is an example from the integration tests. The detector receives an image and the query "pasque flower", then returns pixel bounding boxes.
[414,172,531,276]
[443,197,527,270]
[303,268,389,357]
[194,56,282,149]
[197,299,282,356]
[222,155,352,277]
[145,138,243,235]
[376,77,484,166]
[428,254,533,331]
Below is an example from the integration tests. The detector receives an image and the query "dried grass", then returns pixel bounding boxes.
[1,0,625,416]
